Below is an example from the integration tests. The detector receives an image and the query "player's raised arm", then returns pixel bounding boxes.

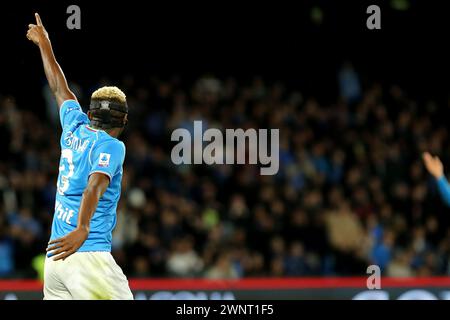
[422,152,450,207]
[27,13,77,107]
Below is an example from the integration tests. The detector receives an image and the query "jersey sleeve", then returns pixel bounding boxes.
[436,176,450,207]
[59,100,89,128]
[89,140,126,181]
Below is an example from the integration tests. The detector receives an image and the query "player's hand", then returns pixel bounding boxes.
[46,227,89,261]
[26,13,49,46]
[422,152,444,179]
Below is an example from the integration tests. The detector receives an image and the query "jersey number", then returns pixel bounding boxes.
[57,149,75,195]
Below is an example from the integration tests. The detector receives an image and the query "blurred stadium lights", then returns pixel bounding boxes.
[391,0,410,11]
[310,6,324,25]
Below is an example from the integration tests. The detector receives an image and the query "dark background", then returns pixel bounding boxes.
[1,0,449,108]
[2,0,450,281]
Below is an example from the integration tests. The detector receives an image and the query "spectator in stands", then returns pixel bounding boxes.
[2,69,450,279]
[166,236,203,277]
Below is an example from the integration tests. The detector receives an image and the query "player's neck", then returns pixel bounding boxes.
[105,127,122,138]
[87,124,121,138]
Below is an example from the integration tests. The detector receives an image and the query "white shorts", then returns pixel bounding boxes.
[44,251,134,300]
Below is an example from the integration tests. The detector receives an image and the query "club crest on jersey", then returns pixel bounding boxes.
[99,153,111,167]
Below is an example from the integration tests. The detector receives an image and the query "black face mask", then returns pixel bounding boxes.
[89,99,128,129]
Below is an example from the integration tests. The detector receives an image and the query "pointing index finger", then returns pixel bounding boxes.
[35,13,43,26]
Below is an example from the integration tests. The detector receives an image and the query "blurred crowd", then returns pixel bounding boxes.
[1,64,450,279]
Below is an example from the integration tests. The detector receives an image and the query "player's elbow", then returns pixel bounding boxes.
[83,184,104,200]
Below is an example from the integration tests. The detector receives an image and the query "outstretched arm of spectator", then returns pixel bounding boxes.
[436,176,450,207]
[423,152,450,206]
[26,13,77,108]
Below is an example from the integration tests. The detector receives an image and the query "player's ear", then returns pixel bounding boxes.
[87,110,92,120]
[123,114,128,127]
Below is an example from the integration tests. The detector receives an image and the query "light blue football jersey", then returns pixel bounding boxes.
[49,99,126,254]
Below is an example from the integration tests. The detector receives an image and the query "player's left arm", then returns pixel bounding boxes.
[47,173,110,261]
